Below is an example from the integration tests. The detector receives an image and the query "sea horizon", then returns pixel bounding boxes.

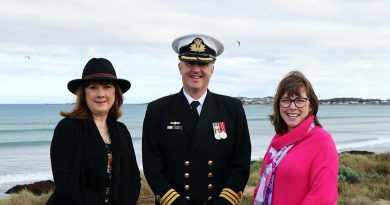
[0,96,389,105]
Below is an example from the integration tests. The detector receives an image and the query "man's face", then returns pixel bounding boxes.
[179,61,214,97]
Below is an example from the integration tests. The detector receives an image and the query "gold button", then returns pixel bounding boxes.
[208,196,213,200]
[208,173,213,178]
[184,173,190,178]
[185,196,190,200]
[184,185,190,190]
[185,161,190,166]
[208,160,213,166]
[208,184,213,189]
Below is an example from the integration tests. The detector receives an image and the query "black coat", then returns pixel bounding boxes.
[142,90,251,205]
[47,116,141,205]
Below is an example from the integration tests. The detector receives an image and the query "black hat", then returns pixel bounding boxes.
[67,58,131,94]
[172,34,224,63]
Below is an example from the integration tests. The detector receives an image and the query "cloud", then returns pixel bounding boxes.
[0,0,389,103]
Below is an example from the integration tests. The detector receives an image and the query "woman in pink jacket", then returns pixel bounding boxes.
[253,71,338,205]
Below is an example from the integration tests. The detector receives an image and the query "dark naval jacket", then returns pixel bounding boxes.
[142,90,251,205]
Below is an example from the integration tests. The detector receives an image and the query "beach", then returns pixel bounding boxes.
[0,104,390,199]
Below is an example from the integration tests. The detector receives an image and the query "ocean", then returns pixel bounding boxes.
[1,104,390,198]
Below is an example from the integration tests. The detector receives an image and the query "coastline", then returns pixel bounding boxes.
[1,150,390,205]
[2,147,389,199]
[1,144,390,201]
[337,142,390,154]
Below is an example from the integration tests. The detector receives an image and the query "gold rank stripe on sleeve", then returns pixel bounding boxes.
[159,189,180,205]
[219,193,238,205]
[223,188,240,199]
[219,188,240,205]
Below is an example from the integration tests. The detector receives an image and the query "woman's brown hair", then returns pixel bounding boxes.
[269,70,321,133]
[60,82,124,120]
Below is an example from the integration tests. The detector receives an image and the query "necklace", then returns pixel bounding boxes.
[102,133,111,144]
[93,118,111,144]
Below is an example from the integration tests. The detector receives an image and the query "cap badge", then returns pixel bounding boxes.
[190,38,206,53]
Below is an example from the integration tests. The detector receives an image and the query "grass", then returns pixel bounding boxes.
[337,152,390,205]
[1,152,390,205]
[0,190,51,205]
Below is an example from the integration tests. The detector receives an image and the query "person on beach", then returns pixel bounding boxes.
[253,71,338,205]
[142,34,252,205]
[47,58,141,205]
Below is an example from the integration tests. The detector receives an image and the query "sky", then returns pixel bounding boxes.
[1,0,389,104]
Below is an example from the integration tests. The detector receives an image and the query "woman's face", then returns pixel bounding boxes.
[85,82,115,118]
[279,89,311,131]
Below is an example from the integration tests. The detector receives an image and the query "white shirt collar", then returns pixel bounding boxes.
[183,89,207,113]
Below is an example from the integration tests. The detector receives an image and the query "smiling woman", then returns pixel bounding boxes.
[85,82,116,119]
[47,58,141,205]
[253,71,338,205]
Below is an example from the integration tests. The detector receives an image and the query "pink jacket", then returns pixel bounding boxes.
[254,118,338,205]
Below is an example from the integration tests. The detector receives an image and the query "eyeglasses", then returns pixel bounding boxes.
[280,98,309,108]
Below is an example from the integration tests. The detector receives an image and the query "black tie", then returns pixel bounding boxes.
[190,101,200,120]
[190,101,200,138]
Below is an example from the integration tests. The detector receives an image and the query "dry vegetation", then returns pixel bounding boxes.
[1,152,389,205]
[337,152,390,205]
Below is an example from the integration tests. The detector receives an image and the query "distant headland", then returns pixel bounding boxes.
[236,97,390,105]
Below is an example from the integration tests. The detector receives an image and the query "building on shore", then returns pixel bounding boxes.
[235,97,390,105]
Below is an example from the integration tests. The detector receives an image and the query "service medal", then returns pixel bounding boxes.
[212,122,221,140]
[219,122,227,139]
[220,131,227,139]
[212,122,228,140]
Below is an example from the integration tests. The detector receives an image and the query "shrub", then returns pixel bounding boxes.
[375,163,390,176]
[247,172,260,186]
[337,201,346,205]
[247,160,262,186]
[339,165,361,183]
[371,173,385,183]
[250,160,263,173]
[377,153,390,161]
[373,186,390,200]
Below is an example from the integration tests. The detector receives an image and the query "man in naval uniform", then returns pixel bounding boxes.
[142,34,251,205]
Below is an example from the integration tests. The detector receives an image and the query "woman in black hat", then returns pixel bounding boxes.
[47,58,141,205]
